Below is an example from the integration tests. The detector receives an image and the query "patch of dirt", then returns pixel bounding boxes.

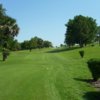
[91,80,100,90]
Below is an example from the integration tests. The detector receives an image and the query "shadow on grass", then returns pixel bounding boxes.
[74,78,100,100]
[47,47,80,53]
[83,92,100,100]
[74,78,93,83]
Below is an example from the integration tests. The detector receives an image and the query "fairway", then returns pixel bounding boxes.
[0,46,100,100]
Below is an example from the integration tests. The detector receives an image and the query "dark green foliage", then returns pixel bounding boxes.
[87,58,100,81]
[20,36,53,50]
[43,40,52,48]
[91,44,94,47]
[79,50,84,58]
[0,4,19,60]
[21,40,29,50]
[2,48,10,61]
[0,4,19,48]
[65,15,97,47]
[9,39,21,51]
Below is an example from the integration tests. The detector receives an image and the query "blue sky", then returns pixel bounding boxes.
[0,0,100,46]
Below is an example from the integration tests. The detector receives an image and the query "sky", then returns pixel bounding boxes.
[0,0,100,46]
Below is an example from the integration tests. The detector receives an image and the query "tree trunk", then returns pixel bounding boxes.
[2,52,7,61]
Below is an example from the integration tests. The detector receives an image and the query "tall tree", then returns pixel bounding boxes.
[0,4,19,61]
[65,15,97,47]
[0,4,19,48]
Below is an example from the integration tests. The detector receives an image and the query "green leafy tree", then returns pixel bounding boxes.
[21,36,53,50]
[9,39,21,51]
[28,36,43,51]
[65,15,97,47]
[30,36,44,49]
[35,37,44,48]
[21,40,29,50]
[29,37,38,51]
[0,4,19,61]
[0,4,19,48]
[43,40,52,48]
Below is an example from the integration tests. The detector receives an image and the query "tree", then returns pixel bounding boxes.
[21,40,29,50]
[20,36,53,50]
[0,4,19,48]
[43,40,52,48]
[65,15,97,47]
[0,4,19,61]
[0,16,19,48]
[9,39,21,51]
[28,37,38,51]
[36,37,44,48]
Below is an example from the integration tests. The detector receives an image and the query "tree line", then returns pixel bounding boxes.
[1,4,100,61]
[20,37,52,51]
[2,37,52,51]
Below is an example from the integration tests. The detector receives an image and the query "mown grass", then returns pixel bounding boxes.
[0,46,100,100]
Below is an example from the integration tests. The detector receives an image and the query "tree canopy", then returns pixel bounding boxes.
[65,15,97,47]
[0,4,19,49]
[20,36,53,50]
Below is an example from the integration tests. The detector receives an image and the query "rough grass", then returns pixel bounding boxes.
[0,46,100,100]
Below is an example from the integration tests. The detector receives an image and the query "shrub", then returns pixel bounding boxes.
[87,58,100,81]
[2,48,10,61]
[79,50,84,58]
[91,44,94,47]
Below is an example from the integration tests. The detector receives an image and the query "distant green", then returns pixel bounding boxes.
[0,46,100,100]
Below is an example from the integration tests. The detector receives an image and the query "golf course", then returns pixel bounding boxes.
[0,46,100,100]
[0,0,100,100]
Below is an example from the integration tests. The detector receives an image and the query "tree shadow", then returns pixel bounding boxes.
[47,47,80,53]
[74,78,93,83]
[83,91,100,100]
[74,78,100,100]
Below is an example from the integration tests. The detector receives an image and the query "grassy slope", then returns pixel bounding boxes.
[0,46,100,100]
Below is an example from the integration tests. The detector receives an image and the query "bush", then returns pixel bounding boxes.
[79,50,84,58]
[2,48,10,61]
[91,44,94,47]
[87,58,100,81]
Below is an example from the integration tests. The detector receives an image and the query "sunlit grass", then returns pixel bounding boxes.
[0,46,100,100]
